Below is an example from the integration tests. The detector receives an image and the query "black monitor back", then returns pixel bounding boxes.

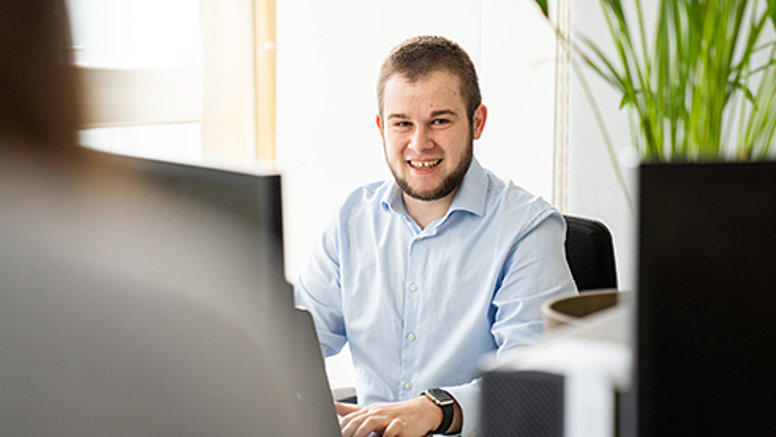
[96,151,284,248]
[637,162,776,436]
[1,148,314,435]
[95,151,288,300]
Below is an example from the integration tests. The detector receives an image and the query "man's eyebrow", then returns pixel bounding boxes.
[430,109,458,118]
[386,109,459,120]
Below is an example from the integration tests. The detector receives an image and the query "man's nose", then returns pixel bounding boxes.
[408,125,433,152]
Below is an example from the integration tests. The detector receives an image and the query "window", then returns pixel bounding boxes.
[67,0,275,164]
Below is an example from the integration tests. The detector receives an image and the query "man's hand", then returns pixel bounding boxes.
[335,395,458,437]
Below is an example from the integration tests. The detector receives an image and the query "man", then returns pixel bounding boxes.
[294,35,577,437]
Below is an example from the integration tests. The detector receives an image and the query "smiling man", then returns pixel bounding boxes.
[294,35,577,437]
[379,67,484,230]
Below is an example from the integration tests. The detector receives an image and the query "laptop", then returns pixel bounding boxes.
[285,308,344,436]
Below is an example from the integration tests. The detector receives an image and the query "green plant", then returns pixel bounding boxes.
[534,0,776,164]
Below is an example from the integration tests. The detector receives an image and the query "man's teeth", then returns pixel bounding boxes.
[409,159,441,169]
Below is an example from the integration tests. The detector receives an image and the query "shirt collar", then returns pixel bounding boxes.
[379,157,488,218]
[448,157,487,217]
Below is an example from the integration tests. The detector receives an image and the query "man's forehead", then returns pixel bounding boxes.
[379,68,468,119]
[383,71,464,108]
[387,69,461,88]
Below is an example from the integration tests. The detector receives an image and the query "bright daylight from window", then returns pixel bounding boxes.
[67,0,203,162]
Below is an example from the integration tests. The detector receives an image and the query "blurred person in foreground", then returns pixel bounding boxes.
[0,1,298,435]
[295,35,577,437]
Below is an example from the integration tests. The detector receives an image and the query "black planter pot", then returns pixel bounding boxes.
[635,161,776,436]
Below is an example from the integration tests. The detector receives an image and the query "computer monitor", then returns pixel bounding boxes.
[96,152,284,242]
[0,149,339,435]
[637,162,776,435]
[94,151,288,297]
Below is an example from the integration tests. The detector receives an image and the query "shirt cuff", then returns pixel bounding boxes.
[442,378,480,437]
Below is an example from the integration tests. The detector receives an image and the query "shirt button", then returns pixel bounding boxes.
[404,382,413,391]
[409,284,418,292]
[417,237,423,242]
[407,333,416,342]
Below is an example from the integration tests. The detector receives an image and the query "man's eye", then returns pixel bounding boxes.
[394,121,411,128]
[432,119,450,126]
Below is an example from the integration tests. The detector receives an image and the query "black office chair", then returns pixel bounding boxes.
[563,214,618,292]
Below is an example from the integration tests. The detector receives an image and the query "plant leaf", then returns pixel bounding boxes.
[731,81,757,106]
[578,35,628,91]
[619,89,641,109]
[533,0,549,18]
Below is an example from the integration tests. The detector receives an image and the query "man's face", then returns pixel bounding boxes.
[377,70,486,202]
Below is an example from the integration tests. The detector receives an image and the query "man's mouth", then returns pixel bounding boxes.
[408,159,441,170]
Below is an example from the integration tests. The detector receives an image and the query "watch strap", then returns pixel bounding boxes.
[423,389,454,434]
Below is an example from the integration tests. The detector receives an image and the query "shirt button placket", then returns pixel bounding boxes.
[400,281,418,398]
[401,235,422,400]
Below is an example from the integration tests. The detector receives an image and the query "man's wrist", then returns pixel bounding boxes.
[418,394,445,433]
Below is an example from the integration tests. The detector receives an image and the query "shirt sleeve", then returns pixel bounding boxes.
[492,209,578,352]
[293,214,348,358]
[443,210,577,436]
[442,378,480,437]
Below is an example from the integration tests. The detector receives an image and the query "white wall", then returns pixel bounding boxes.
[276,0,558,389]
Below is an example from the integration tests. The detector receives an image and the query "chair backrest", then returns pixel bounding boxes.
[563,215,618,292]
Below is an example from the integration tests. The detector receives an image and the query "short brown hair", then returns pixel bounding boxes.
[377,35,481,122]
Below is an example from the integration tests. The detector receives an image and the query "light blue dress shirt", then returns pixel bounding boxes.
[294,158,577,436]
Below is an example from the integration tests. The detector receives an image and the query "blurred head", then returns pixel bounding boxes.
[376,35,482,124]
[0,0,81,154]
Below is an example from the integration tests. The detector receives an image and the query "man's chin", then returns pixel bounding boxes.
[401,183,455,202]
[392,167,464,202]
[406,191,440,202]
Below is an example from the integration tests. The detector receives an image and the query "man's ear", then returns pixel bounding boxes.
[375,114,385,139]
[472,104,488,140]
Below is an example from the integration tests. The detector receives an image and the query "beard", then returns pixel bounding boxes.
[388,140,473,202]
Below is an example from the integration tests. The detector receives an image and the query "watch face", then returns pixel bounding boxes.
[427,388,454,405]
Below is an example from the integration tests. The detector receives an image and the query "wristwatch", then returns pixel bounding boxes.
[423,388,455,434]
